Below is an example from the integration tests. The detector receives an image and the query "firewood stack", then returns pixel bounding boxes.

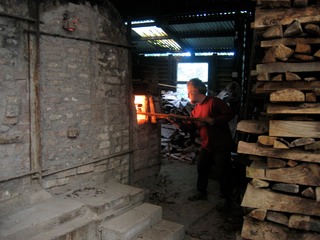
[237,0,320,239]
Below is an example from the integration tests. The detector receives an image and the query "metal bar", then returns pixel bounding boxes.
[138,112,207,123]
[24,29,132,49]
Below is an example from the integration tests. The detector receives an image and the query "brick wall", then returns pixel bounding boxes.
[0,1,161,200]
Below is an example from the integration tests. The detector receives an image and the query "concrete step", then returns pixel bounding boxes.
[100,203,163,240]
[134,219,185,240]
[59,182,146,220]
[0,182,183,240]
[0,182,146,240]
[0,197,96,240]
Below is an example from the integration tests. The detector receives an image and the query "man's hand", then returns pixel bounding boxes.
[198,117,214,126]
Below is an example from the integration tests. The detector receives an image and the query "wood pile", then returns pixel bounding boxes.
[237,1,320,239]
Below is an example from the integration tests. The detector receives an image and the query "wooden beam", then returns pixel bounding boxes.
[241,183,320,216]
[261,37,320,48]
[256,62,320,74]
[246,163,320,186]
[237,120,269,134]
[267,103,320,114]
[237,141,320,163]
[253,81,320,94]
[269,120,320,138]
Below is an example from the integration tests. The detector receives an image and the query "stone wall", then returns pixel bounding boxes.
[0,0,161,201]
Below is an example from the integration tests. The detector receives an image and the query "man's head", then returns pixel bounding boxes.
[187,78,207,104]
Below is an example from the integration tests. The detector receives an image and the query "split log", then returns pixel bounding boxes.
[285,72,301,81]
[241,183,320,216]
[316,187,320,202]
[267,157,287,168]
[301,187,316,199]
[257,72,270,81]
[304,77,317,82]
[269,120,320,138]
[262,47,277,63]
[236,120,269,134]
[269,89,305,102]
[273,139,290,149]
[237,141,320,163]
[246,162,320,186]
[305,141,320,150]
[305,92,317,102]
[315,49,320,58]
[258,135,277,146]
[287,160,298,167]
[250,178,269,188]
[305,23,320,36]
[295,43,311,54]
[289,137,315,147]
[274,44,294,61]
[293,53,315,61]
[271,73,282,81]
[263,23,283,39]
[289,214,320,232]
[266,211,289,226]
[283,20,303,37]
[267,103,320,114]
[249,208,267,220]
[271,183,299,194]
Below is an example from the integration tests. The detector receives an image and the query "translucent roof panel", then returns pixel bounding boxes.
[132,26,181,51]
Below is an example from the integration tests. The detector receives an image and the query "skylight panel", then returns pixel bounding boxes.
[133,26,181,51]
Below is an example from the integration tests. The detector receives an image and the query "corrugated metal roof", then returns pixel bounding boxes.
[110,0,255,55]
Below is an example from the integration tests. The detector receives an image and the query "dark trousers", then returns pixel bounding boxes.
[197,148,234,200]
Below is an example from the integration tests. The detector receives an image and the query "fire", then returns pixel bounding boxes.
[134,95,148,124]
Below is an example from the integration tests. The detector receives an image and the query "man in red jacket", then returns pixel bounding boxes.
[179,78,235,208]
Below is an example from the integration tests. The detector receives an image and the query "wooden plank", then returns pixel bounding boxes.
[237,141,320,163]
[252,5,320,29]
[267,103,320,114]
[236,120,269,134]
[261,38,320,48]
[241,183,320,216]
[269,120,320,138]
[253,81,320,94]
[256,62,320,74]
[246,163,320,186]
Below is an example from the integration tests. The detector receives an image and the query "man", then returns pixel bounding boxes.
[178,78,235,207]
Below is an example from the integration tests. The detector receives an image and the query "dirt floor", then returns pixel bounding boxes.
[146,155,246,240]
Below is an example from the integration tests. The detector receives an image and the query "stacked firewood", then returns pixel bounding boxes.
[237,1,320,239]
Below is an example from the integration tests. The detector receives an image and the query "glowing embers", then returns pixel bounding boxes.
[134,95,148,124]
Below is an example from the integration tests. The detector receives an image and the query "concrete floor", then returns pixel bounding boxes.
[146,156,245,240]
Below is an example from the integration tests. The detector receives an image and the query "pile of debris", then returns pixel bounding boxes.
[159,90,200,163]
